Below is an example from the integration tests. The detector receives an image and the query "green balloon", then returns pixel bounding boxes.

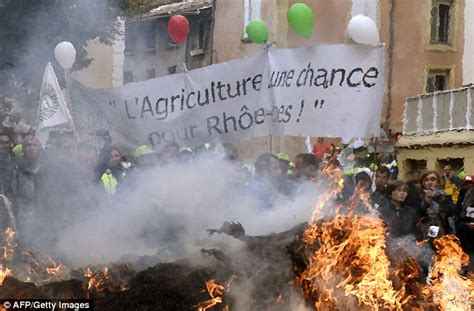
[287,3,314,39]
[246,20,269,44]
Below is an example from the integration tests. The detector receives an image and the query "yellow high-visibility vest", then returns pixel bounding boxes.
[101,171,118,197]
[444,179,460,204]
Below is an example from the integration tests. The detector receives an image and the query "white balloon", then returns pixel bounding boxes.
[54,41,76,70]
[348,14,380,46]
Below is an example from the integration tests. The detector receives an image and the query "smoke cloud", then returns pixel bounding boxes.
[17,153,319,267]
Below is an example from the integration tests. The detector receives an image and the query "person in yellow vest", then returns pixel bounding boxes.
[100,147,130,197]
[134,145,157,168]
[442,165,462,205]
[12,143,23,157]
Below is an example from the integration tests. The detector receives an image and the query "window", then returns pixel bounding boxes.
[168,65,177,75]
[405,159,427,172]
[124,22,137,54]
[190,20,207,56]
[437,158,464,174]
[426,69,450,93]
[430,0,453,45]
[145,21,156,51]
[198,21,206,49]
[146,68,156,79]
[243,0,262,39]
[123,71,134,84]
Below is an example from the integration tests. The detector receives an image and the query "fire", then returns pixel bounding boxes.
[194,276,237,311]
[299,215,402,309]
[296,166,474,310]
[0,265,12,285]
[0,227,70,285]
[83,266,116,296]
[0,227,16,285]
[205,279,226,298]
[424,235,473,310]
[44,257,66,282]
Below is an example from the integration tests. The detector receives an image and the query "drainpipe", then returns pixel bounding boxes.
[386,0,396,130]
[210,0,217,64]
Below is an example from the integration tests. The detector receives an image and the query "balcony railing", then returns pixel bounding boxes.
[403,85,474,135]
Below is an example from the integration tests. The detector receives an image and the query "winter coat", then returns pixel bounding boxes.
[378,201,421,239]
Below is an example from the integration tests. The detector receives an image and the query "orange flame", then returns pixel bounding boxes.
[0,265,12,285]
[425,235,473,310]
[299,215,403,309]
[297,166,474,310]
[194,276,237,311]
[83,266,116,296]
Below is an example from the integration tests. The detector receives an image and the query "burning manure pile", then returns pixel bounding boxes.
[0,183,473,310]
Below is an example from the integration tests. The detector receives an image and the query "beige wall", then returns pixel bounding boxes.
[287,0,351,47]
[398,144,474,178]
[380,0,465,132]
[213,0,281,161]
[214,0,355,162]
[72,38,114,89]
[73,0,468,163]
[215,0,466,162]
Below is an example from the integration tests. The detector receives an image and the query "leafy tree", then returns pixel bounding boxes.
[0,0,131,107]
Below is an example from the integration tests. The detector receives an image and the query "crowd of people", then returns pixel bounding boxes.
[0,127,473,265]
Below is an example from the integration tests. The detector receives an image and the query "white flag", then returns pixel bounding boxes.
[37,63,75,146]
[37,63,73,130]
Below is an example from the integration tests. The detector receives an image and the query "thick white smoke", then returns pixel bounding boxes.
[48,153,320,267]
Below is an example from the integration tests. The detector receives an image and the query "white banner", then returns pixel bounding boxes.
[70,44,384,150]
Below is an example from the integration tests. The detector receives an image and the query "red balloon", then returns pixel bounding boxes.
[167,15,190,44]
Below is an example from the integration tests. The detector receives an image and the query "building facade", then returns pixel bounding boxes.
[397,85,474,176]
[73,0,470,163]
[212,0,468,161]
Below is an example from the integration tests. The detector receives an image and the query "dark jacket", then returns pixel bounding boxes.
[421,188,457,233]
[372,187,390,209]
[379,201,421,239]
[405,181,422,212]
[0,153,15,199]
[10,157,44,225]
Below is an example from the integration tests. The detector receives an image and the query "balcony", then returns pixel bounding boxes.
[402,85,474,135]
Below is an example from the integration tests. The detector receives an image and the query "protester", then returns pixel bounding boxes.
[292,153,319,182]
[457,175,474,254]
[372,166,391,209]
[134,145,157,168]
[160,142,180,165]
[245,153,291,208]
[276,152,291,176]
[11,136,43,227]
[222,143,239,162]
[442,165,463,205]
[312,137,331,161]
[378,181,421,238]
[0,132,15,198]
[100,147,130,197]
[418,171,454,240]
[176,148,195,164]
[404,169,422,213]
